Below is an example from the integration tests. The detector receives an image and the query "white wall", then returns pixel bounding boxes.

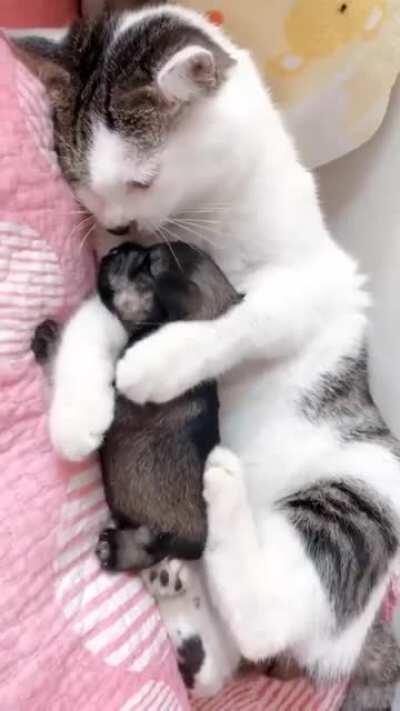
[317,77,400,438]
[317,81,400,691]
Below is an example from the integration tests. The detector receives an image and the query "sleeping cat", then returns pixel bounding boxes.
[17,3,400,708]
[96,240,239,570]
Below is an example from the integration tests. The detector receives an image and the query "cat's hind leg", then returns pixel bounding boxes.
[143,560,240,697]
[142,558,190,597]
[203,446,315,662]
[203,445,399,682]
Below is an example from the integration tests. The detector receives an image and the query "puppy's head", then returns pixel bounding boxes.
[98,241,239,334]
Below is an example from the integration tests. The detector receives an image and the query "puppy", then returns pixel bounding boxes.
[95,241,240,571]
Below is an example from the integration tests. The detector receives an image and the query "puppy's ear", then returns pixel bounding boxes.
[155,276,201,321]
[12,38,71,104]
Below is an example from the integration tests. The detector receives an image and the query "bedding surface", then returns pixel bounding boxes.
[0,34,189,711]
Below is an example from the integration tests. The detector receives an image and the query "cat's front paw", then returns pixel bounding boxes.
[49,383,115,461]
[116,322,209,404]
[204,447,244,504]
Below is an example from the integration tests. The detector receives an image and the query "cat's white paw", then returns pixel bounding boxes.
[179,640,227,699]
[206,446,242,478]
[49,383,115,461]
[204,447,245,534]
[204,447,244,505]
[116,321,209,404]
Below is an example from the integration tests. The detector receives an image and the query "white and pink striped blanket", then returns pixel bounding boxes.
[3,31,389,710]
[0,34,188,711]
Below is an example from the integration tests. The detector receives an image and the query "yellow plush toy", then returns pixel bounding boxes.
[182,0,400,166]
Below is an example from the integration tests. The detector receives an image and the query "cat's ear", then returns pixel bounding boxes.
[157,44,234,104]
[12,39,71,104]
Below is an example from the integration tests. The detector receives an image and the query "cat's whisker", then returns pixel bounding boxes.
[175,217,222,226]
[172,221,224,241]
[170,216,220,230]
[178,202,230,212]
[174,217,224,237]
[167,218,210,245]
[79,223,96,252]
[70,215,94,230]
[178,208,229,217]
[167,218,225,251]
[69,217,95,245]
[160,223,205,257]
[155,226,184,271]
[67,219,90,244]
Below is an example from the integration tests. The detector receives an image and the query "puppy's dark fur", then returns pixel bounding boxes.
[96,241,240,571]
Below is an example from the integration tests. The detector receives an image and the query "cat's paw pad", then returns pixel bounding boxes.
[143,559,190,599]
[50,384,115,461]
[96,528,118,570]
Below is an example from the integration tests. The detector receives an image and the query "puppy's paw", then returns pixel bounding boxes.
[96,528,118,570]
[31,319,60,364]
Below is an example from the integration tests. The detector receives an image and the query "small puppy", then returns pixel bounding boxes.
[95,241,240,571]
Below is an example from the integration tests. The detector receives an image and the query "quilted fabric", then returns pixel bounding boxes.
[194,674,346,711]
[0,34,189,711]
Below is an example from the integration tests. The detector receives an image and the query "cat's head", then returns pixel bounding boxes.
[15,4,238,235]
[98,240,239,333]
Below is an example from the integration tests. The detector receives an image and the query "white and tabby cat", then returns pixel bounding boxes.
[17,3,400,706]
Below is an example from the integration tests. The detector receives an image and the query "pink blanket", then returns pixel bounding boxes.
[0,34,188,711]
[5,31,393,711]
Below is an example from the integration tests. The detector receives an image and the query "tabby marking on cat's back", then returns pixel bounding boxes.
[280,479,398,626]
[300,347,392,444]
[292,346,400,627]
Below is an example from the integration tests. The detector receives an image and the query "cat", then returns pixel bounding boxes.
[96,240,239,570]
[17,3,400,707]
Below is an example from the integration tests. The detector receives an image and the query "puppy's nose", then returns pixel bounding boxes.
[108,224,130,236]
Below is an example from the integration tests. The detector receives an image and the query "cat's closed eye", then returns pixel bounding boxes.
[127,179,153,191]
